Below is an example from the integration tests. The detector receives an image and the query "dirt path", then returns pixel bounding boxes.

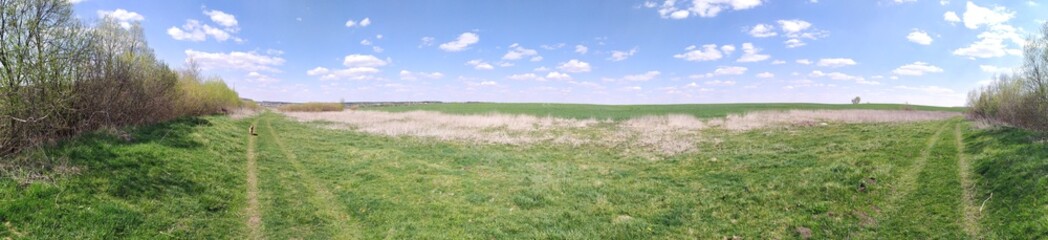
[263,119,361,239]
[955,124,981,238]
[246,120,263,240]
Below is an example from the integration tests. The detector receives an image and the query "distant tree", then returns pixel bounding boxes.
[851,96,861,104]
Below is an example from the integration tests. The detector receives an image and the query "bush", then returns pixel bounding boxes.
[0,0,241,156]
[278,102,345,112]
[967,23,1048,133]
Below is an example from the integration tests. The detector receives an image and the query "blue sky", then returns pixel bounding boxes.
[74,0,1044,106]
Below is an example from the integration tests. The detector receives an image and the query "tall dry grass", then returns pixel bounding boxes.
[284,109,960,156]
[278,102,345,112]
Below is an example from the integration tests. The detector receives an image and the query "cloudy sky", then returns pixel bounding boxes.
[76,0,1043,106]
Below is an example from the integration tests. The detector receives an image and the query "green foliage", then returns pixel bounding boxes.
[373,102,964,120]
[0,0,241,156]
[852,96,862,104]
[964,127,1048,238]
[968,23,1048,133]
[277,102,345,112]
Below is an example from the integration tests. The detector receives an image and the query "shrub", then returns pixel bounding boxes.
[278,102,345,112]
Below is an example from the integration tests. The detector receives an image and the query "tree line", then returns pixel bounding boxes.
[967,23,1048,133]
[1,0,242,156]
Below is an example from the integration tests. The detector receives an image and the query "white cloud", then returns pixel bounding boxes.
[345,17,371,28]
[306,67,329,76]
[313,67,380,81]
[360,39,372,46]
[479,81,498,86]
[892,62,944,76]
[540,43,566,50]
[575,45,589,54]
[558,59,592,73]
[944,11,961,23]
[953,24,1025,59]
[675,44,723,61]
[713,66,747,75]
[979,65,1012,74]
[796,59,812,65]
[439,32,480,52]
[907,29,933,45]
[654,0,764,19]
[777,19,811,34]
[167,19,241,42]
[737,43,770,62]
[372,46,384,53]
[502,44,540,61]
[784,39,806,48]
[245,72,279,84]
[622,71,661,81]
[508,73,542,81]
[962,1,1014,29]
[466,59,494,70]
[756,72,774,78]
[608,48,638,61]
[342,54,388,67]
[546,72,572,80]
[533,66,550,72]
[749,24,777,37]
[97,9,144,29]
[816,58,857,67]
[203,9,238,28]
[809,71,880,85]
[185,49,285,72]
[399,70,444,80]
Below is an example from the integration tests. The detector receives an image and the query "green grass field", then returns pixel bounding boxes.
[1,104,1044,239]
[370,103,965,120]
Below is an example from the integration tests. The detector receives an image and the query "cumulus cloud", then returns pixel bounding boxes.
[502,44,540,61]
[816,58,857,67]
[892,62,944,76]
[245,71,279,83]
[756,72,774,78]
[907,29,933,45]
[203,9,238,28]
[167,9,242,42]
[713,66,747,75]
[440,32,480,52]
[944,11,961,23]
[737,43,770,62]
[652,0,764,19]
[784,39,805,48]
[185,49,285,72]
[575,45,589,54]
[97,9,144,29]
[704,80,736,86]
[796,59,812,65]
[777,19,812,34]
[399,70,444,80]
[809,71,879,85]
[345,17,371,28]
[953,22,1025,59]
[674,44,723,61]
[608,48,638,61]
[558,59,592,73]
[507,73,542,81]
[466,59,495,70]
[545,72,572,80]
[419,37,435,47]
[342,54,388,67]
[962,1,1014,29]
[749,24,777,37]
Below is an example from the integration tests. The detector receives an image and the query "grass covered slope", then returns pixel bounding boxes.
[0,117,250,239]
[1,108,1044,239]
[371,102,964,120]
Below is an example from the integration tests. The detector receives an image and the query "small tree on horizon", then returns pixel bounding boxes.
[851,96,861,104]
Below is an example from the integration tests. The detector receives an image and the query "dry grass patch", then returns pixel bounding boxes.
[277,102,345,112]
[283,109,960,156]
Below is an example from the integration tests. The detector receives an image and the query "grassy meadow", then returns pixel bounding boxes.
[1,103,1044,239]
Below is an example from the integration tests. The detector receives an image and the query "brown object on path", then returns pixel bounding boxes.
[249,125,257,136]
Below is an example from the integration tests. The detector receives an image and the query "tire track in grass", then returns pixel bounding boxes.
[246,119,264,240]
[263,117,361,240]
[871,122,950,233]
[955,123,981,238]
